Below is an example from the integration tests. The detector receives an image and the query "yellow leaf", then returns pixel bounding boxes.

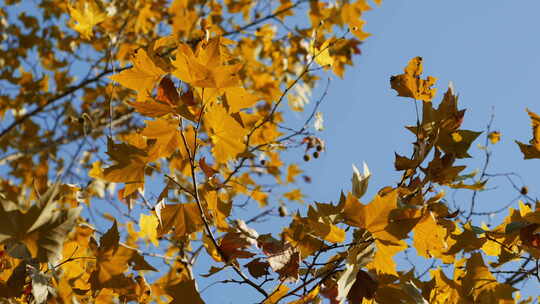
[309,38,334,68]
[68,0,107,39]
[138,214,159,247]
[283,189,304,203]
[204,102,247,163]
[390,56,437,102]
[158,203,204,239]
[204,190,231,231]
[141,118,181,161]
[224,87,260,113]
[341,190,406,275]
[342,190,398,240]
[308,220,346,243]
[100,137,149,197]
[109,48,165,101]
[367,238,406,276]
[462,253,516,303]
[172,38,241,88]
[286,164,302,184]
[286,286,319,304]
[413,212,448,258]
[262,284,290,304]
[488,131,501,144]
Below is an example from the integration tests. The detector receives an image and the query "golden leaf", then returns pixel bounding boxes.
[204,102,247,163]
[158,203,204,239]
[138,214,159,247]
[109,49,165,100]
[390,57,437,101]
[413,211,448,258]
[68,0,107,39]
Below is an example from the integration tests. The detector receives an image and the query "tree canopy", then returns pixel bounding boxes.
[0,0,539,303]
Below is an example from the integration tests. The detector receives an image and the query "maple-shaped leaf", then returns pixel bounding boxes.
[519,223,540,257]
[89,222,157,291]
[436,129,482,158]
[282,217,324,258]
[68,0,107,39]
[0,184,81,264]
[157,203,204,239]
[340,191,406,275]
[516,109,540,159]
[245,258,270,278]
[390,56,437,101]
[219,232,255,261]
[138,213,159,247]
[204,102,247,163]
[309,38,334,68]
[92,137,149,197]
[165,279,205,304]
[203,190,231,231]
[346,270,378,303]
[224,87,260,113]
[128,99,175,118]
[172,38,241,88]
[199,157,218,179]
[427,268,461,303]
[109,48,165,100]
[461,253,516,303]
[291,216,345,244]
[141,118,181,161]
[156,76,180,105]
[413,211,449,258]
[258,234,300,282]
[422,150,466,185]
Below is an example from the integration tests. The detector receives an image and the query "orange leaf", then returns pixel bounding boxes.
[390,56,437,102]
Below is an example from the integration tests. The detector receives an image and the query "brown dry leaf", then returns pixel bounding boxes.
[165,279,205,304]
[219,232,255,261]
[156,76,180,106]
[245,258,270,278]
[257,234,300,282]
[516,109,540,159]
[199,157,218,179]
[346,270,378,303]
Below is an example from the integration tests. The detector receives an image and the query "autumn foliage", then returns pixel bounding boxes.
[0,0,539,303]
